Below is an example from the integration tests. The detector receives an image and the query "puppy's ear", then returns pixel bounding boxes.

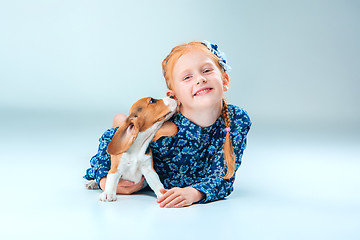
[152,121,177,142]
[107,118,139,155]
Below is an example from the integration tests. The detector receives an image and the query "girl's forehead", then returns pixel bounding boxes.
[173,49,215,72]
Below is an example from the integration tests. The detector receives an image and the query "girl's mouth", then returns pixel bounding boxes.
[193,88,213,97]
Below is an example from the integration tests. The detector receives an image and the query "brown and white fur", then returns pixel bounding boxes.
[87,97,177,202]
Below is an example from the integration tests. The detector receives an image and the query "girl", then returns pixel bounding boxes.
[84,41,251,208]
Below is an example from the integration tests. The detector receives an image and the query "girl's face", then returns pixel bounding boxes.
[168,49,229,113]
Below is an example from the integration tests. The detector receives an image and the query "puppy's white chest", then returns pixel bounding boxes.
[118,153,151,183]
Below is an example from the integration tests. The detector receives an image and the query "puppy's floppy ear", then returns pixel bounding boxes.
[107,118,139,155]
[152,121,177,142]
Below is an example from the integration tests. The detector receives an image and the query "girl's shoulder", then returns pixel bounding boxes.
[227,104,251,123]
[227,104,252,136]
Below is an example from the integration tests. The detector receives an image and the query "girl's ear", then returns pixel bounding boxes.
[167,89,180,107]
[223,72,230,92]
[166,90,175,98]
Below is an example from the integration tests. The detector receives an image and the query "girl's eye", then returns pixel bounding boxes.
[203,69,212,73]
[183,75,192,81]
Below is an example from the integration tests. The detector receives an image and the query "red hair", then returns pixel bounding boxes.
[162,41,235,179]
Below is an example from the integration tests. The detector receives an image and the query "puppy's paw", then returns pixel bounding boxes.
[99,192,117,202]
[85,180,99,190]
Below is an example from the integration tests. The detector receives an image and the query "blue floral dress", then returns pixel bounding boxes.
[84,104,251,203]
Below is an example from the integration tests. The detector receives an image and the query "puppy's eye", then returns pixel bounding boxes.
[149,98,157,104]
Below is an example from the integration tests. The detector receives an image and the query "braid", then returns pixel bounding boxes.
[221,98,235,179]
[222,99,231,129]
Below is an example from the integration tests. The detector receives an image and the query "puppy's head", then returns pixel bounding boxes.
[107,97,177,155]
[128,96,177,131]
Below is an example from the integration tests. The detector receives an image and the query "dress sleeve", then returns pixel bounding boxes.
[191,106,251,203]
[83,127,118,187]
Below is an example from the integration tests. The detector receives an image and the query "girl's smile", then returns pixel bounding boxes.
[193,87,213,97]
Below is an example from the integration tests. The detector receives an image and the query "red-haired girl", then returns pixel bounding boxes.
[84,41,251,208]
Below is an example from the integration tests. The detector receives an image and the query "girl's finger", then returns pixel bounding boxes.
[165,196,183,208]
[175,200,188,208]
[159,194,176,207]
[157,189,175,203]
[159,191,180,208]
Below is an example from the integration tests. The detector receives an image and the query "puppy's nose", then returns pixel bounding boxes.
[169,95,174,99]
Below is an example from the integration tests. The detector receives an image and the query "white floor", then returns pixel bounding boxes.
[1,110,359,240]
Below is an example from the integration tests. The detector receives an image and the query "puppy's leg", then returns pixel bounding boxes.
[99,154,123,202]
[140,158,164,198]
[85,180,99,190]
[99,171,122,202]
[142,168,164,198]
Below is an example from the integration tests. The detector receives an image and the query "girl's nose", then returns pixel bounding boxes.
[196,75,207,85]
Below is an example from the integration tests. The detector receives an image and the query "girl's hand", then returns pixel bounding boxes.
[157,187,205,208]
[99,176,145,195]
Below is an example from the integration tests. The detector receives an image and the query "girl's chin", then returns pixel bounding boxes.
[184,97,222,109]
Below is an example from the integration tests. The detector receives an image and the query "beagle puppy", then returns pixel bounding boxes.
[97,96,177,202]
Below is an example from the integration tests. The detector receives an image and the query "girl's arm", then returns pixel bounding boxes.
[83,128,116,188]
[190,120,250,203]
[156,143,246,208]
[84,113,126,187]
[156,153,241,208]
[190,165,239,203]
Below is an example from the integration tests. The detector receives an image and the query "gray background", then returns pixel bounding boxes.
[1,0,359,131]
[1,0,359,239]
